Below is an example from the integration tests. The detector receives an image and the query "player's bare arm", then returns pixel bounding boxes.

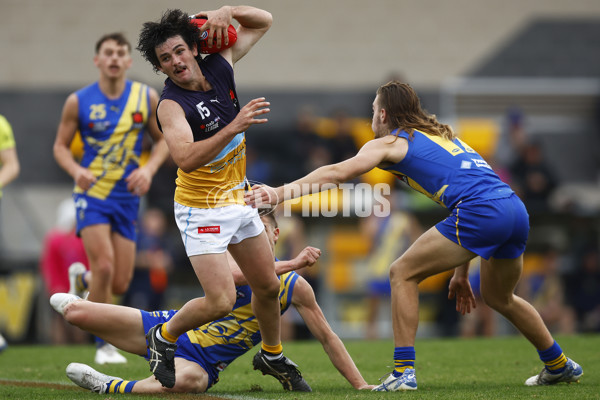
[158,97,269,173]
[53,93,97,191]
[245,137,400,208]
[228,246,321,286]
[0,148,20,188]
[125,88,170,196]
[191,5,272,65]
[292,277,375,390]
[448,263,477,315]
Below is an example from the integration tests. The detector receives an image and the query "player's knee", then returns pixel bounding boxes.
[174,370,207,393]
[210,291,236,317]
[92,258,114,281]
[389,260,412,283]
[481,290,511,312]
[111,275,133,295]
[251,278,280,300]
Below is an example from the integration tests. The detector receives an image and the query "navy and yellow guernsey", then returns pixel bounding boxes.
[158,54,245,209]
[75,80,151,200]
[143,271,299,388]
[382,129,513,209]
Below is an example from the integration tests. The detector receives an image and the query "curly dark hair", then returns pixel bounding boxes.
[137,9,201,72]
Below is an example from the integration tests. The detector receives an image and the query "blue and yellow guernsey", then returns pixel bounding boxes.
[382,129,513,209]
[75,80,150,200]
[184,271,298,378]
[158,54,246,209]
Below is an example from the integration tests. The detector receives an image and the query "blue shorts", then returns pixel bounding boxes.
[435,194,529,260]
[140,310,219,389]
[368,278,391,297]
[74,194,139,241]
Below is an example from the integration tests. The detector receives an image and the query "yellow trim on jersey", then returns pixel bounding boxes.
[174,139,246,208]
[188,302,256,348]
[389,170,448,207]
[418,129,465,156]
[75,82,148,199]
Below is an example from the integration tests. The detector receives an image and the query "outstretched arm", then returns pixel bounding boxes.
[245,136,399,208]
[229,246,321,286]
[292,277,374,390]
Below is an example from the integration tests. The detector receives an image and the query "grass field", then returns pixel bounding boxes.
[0,334,598,399]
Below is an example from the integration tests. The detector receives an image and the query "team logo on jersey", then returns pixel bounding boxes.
[131,112,144,129]
[200,116,221,133]
[229,89,239,109]
[87,121,111,132]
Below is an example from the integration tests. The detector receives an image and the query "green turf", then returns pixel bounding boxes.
[0,335,598,399]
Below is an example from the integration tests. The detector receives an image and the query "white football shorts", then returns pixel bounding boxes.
[174,202,264,256]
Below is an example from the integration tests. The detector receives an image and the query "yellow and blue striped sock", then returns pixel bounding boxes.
[538,341,567,374]
[393,346,415,377]
[76,272,88,292]
[106,379,137,393]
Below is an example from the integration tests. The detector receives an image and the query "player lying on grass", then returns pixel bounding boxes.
[51,213,374,394]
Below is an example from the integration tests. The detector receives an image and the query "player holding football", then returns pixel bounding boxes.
[53,33,169,364]
[245,81,583,390]
[52,214,374,393]
[136,6,301,389]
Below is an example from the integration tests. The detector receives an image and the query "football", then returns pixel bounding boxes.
[190,17,237,54]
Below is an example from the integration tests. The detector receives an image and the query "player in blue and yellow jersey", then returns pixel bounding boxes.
[53,33,170,365]
[0,113,21,352]
[245,81,583,390]
[0,114,20,203]
[136,6,298,389]
[51,214,374,394]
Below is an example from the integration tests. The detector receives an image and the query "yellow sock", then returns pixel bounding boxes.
[262,342,283,355]
[160,324,177,343]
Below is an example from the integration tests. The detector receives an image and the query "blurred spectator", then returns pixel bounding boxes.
[39,197,89,344]
[360,193,423,339]
[0,113,20,351]
[509,140,558,216]
[565,245,600,332]
[517,246,576,335]
[290,105,331,178]
[246,146,272,184]
[501,108,558,216]
[122,207,174,311]
[324,108,359,164]
[146,156,178,218]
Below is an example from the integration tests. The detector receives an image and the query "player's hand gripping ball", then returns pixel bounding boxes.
[190,17,237,54]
